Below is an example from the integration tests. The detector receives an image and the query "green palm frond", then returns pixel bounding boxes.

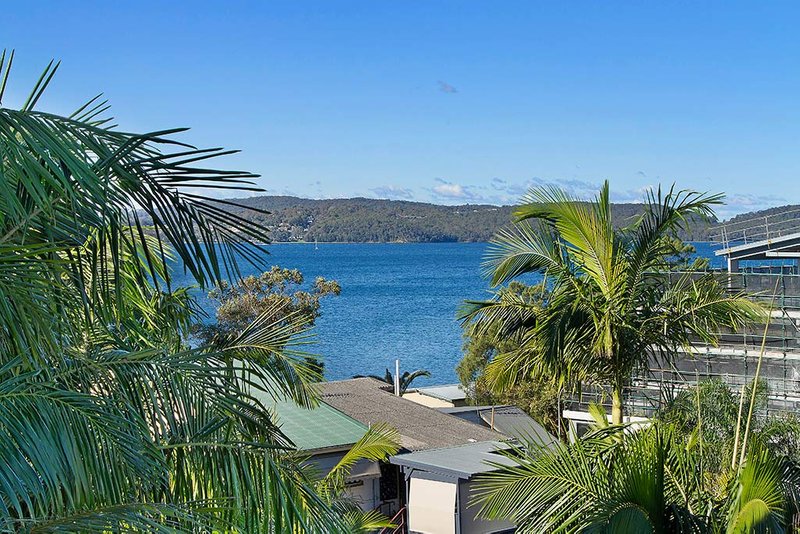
[222,306,323,408]
[466,179,762,425]
[0,371,167,528]
[0,52,353,532]
[9,503,207,533]
[338,507,396,533]
[484,221,568,286]
[321,422,400,496]
[473,437,608,532]
[724,444,787,533]
[475,420,799,533]
[0,53,272,363]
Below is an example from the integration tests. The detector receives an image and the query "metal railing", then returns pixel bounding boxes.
[713,207,800,249]
[560,270,800,418]
[564,370,800,419]
[379,506,406,534]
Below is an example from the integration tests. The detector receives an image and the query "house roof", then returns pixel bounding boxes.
[390,440,518,479]
[318,378,504,451]
[441,405,558,448]
[273,398,368,453]
[413,384,467,403]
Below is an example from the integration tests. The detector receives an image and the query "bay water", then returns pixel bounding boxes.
[173,242,723,387]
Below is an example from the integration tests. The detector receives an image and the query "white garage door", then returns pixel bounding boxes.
[408,478,457,534]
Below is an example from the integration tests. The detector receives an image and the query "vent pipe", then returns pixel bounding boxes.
[394,359,401,396]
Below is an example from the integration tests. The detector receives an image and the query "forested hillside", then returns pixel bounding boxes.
[206,195,717,243]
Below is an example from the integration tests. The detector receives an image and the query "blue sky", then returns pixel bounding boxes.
[4,1,799,218]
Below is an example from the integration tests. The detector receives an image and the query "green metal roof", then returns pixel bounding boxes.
[274,399,368,453]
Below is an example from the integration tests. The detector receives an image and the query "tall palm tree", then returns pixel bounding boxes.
[461,181,762,423]
[0,51,356,531]
[472,420,799,533]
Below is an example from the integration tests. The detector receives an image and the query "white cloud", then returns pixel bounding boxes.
[428,178,486,202]
[370,185,415,200]
[716,193,788,220]
[433,182,467,198]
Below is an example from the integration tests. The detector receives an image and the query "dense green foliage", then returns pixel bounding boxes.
[473,419,800,533]
[0,52,392,532]
[457,282,561,435]
[461,182,762,424]
[198,266,341,343]
[658,379,800,468]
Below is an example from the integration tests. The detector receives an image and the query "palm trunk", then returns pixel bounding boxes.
[611,386,624,425]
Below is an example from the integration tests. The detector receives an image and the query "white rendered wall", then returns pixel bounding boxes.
[408,478,457,534]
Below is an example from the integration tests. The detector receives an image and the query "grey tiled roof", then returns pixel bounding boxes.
[319,378,504,451]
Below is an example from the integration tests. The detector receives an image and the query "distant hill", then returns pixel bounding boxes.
[717,204,800,229]
[208,195,717,243]
[710,204,800,242]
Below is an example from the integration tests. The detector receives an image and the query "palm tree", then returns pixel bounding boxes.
[0,51,356,531]
[354,368,431,394]
[472,420,799,533]
[461,181,762,424]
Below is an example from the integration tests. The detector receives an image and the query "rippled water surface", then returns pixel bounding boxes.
[172,242,723,386]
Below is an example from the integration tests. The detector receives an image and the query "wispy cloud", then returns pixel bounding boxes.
[437,80,458,94]
[428,178,481,201]
[432,180,470,199]
[434,177,671,206]
[486,177,602,204]
[716,192,788,220]
[369,185,415,200]
[417,177,784,219]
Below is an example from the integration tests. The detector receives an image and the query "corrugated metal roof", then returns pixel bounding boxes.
[390,441,518,479]
[414,384,467,402]
[274,399,368,453]
[441,405,558,448]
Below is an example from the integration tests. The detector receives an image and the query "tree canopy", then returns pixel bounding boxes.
[462,181,762,424]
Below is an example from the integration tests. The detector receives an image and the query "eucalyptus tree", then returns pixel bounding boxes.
[0,51,373,532]
[461,181,762,424]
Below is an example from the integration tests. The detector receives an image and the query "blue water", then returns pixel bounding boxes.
[173,242,726,387]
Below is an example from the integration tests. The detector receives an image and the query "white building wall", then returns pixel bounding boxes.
[408,478,457,534]
[344,476,380,510]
